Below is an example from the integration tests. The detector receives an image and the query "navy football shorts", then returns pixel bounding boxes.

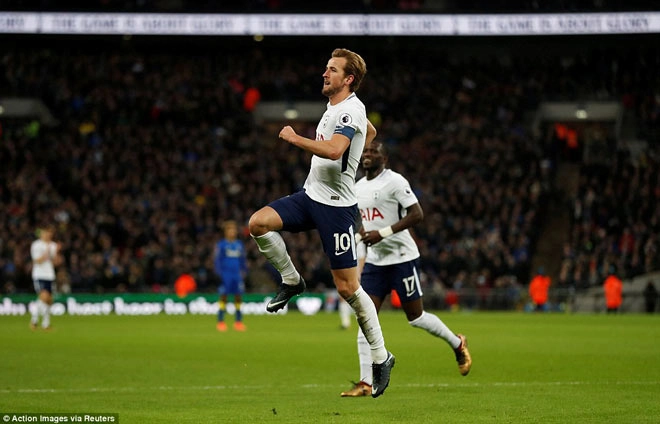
[33,279,53,294]
[360,259,423,302]
[269,190,359,270]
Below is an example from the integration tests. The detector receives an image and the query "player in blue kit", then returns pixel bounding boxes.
[249,48,395,398]
[213,220,247,332]
[341,140,472,397]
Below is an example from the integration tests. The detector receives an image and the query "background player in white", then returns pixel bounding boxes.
[30,224,62,330]
[249,48,395,398]
[340,140,472,397]
[338,295,353,329]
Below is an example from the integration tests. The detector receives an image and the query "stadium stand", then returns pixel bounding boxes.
[0,12,658,310]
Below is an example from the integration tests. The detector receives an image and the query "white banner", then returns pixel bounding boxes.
[0,12,658,35]
[0,296,324,316]
[0,12,39,33]
[456,13,657,35]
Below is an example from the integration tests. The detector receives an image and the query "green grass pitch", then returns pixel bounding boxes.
[1,311,659,423]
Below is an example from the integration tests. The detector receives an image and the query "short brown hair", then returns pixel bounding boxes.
[332,48,367,92]
[40,224,55,233]
[222,220,237,231]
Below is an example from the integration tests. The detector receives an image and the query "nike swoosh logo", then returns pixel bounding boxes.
[268,299,288,308]
[334,250,349,256]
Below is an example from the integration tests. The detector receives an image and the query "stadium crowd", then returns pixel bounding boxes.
[560,151,660,289]
[1,37,658,308]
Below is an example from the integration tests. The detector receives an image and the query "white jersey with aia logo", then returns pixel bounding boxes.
[356,168,421,266]
[304,93,367,207]
[31,239,58,280]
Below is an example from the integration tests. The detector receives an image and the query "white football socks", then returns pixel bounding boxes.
[356,329,374,385]
[338,298,352,329]
[252,231,300,285]
[30,300,42,325]
[409,311,461,349]
[31,300,51,328]
[346,287,387,364]
[41,303,51,328]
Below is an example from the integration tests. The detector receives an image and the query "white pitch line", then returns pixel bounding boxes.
[1,381,658,394]
[0,385,266,394]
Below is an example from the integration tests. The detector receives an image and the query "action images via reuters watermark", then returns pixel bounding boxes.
[2,414,118,423]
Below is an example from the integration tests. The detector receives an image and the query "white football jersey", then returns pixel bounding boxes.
[304,93,367,207]
[356,169,421,266]
[31,239,58,280]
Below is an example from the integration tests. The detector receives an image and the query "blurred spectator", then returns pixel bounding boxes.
[643,280,658,313]
[174,273,197,298]
[529,267,551,311]
[603,268,623,313]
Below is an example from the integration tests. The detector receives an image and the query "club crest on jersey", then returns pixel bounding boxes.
[339,113,352,126]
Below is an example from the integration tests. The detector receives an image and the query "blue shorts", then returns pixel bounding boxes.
[218,273,245,296]
[33,279,53,294]
[269,190,359,269]
[361,260,423,302]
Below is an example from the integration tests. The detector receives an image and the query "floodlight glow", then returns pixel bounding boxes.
[284,109,299,119]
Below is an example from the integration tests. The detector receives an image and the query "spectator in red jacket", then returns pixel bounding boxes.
[603,269,623,313]
[529,267,551,312]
